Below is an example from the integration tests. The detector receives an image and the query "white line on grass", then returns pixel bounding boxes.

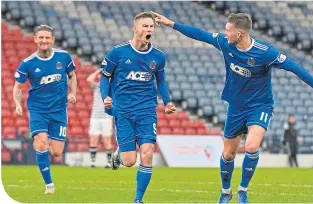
[5,185,312,197]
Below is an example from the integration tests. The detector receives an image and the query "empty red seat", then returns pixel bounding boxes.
[78,110,90,118]
[181,120,193,128]
[193,120,206,128]
[157,105,165,112]
[15,118,28,126]
[67,143,77,152]
[197,128,207,135]
[3,126,16,139]
[157,112,166,120]
[207,128,221,135]
[172,127,184,135]
[157,119,168,128]
[177,112,189,120]
[159,127,172,134]
[185,128,196,135]
[168,119,180,128]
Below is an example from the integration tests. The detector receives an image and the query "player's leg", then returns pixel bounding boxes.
[48,110,67,157]
[89,119,101,168]
[134,114,157,203]
[218,111,247,203]
[112,115,137,169]
[30,112,54,194]
[238,108,273,203]
[101,118,114,168]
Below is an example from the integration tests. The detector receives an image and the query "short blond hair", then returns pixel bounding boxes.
[34,25,54,36]
[134,12,155,24]
[228,13,252,32]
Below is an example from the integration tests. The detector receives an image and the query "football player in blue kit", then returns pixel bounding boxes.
[13,25,77,194]
[152,12,313,203]
[100,12,176,203]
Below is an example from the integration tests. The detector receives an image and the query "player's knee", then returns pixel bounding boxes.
[223,151,236,160]
[50,150,63,157]
[245,142,259,152]
[33,137,48,152]
[123,159,136,167]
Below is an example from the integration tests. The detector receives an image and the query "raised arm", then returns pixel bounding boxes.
[266,47,313,88]
[151,11,222,50]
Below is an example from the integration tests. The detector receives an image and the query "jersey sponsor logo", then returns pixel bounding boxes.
[15,72,20,78]
[125,71,152,81]
[277,53,286,63]
[150,61,156,69]
[40,74,62,84]
[212,33,218,38]
[56,62,62,69]
[101,59,107,66]
[230,63,251,77]
[35,68,41,72]
[248,57,255,66]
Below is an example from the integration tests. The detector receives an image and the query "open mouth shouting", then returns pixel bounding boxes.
[146,34,152,40]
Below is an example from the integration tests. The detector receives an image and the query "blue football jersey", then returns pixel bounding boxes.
[211,34,283,110]
[15,49,76,113]
[101,41,166,116]
[173,23,313,112]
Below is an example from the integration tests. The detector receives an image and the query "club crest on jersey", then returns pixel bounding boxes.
[56,62,62,69]
[150,61,156,69]
[248,57,254,66]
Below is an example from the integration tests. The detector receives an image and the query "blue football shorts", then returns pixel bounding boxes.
[223,105,274,139]
[114,112,157,152]
[29,110,67,142]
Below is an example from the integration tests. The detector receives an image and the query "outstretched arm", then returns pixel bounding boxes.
[152,11,221,49]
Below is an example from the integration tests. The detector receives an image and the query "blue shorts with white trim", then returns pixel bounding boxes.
[29,110,67,142]
[223,105,273,139]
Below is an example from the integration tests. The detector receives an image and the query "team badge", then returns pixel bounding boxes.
[150,61,156,69]
[248,57,254,66]
[56,62,62,69]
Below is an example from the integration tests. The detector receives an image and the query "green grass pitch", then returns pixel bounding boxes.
[2,165,313,203]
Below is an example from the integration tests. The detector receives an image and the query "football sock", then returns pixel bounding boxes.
[36,150,52,185]
[220,154,234,192]
[135,164,152,201]
[240,151,259,189]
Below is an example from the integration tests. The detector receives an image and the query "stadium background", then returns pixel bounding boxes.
[1,1,313,203]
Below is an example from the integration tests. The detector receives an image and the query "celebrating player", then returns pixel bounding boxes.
[152,11,313,203]
[100,12,176,204]
[13,25,77,194]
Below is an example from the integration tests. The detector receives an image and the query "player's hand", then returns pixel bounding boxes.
[103,96,112,109]
[165,102,176,114]
[15,105,23,117]
[151,11,174,27]
[68,93,76,103]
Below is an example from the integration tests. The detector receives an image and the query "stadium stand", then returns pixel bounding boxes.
[1,1,313,157]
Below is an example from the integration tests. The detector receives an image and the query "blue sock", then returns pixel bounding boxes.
[36,150,52,185]
[135,164,152,201]
[240,151,259,188]
[220,154,234,190]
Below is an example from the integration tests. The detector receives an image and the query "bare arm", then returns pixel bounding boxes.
[67,71,77,103]
[68,71,77,96]
[13,81,24,116]
[86,69,102,88]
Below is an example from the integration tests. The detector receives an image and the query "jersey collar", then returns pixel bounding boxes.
[235,38,255,52]
[35,48,55,61]
[129,40,153,54]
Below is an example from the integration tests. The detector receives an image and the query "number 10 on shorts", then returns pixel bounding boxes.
[59,126,67,137]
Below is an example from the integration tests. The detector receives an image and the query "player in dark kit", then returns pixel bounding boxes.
[100,12,176,203]
[13,25,77,194]
[152,11,313,203]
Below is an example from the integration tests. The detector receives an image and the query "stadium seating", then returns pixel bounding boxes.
[1,1,313,153]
